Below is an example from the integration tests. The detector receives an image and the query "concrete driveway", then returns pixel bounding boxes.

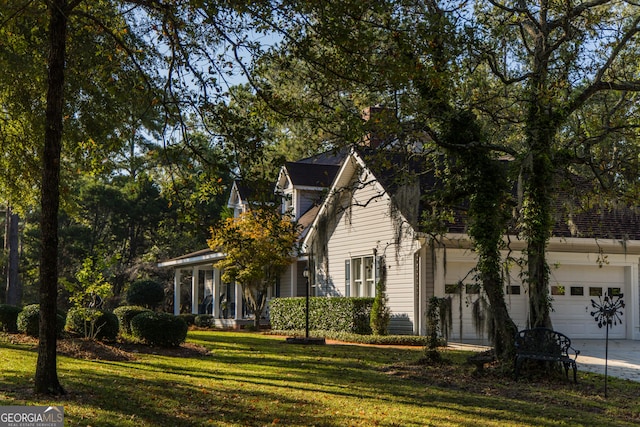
[571,339,640,382]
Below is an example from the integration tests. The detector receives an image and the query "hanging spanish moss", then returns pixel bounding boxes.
[471,296,488,338]
[439,295,452,341]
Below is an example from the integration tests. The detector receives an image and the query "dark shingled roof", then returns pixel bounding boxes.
[295,150,346,166]
[233,180,255,202]
[355,148,640,241]
[284,162,341,188]
[553,203,640,241]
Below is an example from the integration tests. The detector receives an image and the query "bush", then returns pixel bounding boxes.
[65,308,119,341]
[370,281,391,336]
[0,304,22,333]
[194,314,214,328]
[178,313,197,326]
[17,304,65,338]
[269,297,373,334]
[114,305,152,334]
[126,280,165,309]
[130,312,187,347]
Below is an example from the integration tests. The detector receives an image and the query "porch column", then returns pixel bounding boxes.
[173,269,182,315]
[234,282,243,320]
[212,269,220,318]
[191,267,199,315]
[204,270,214,315]
[434,246,446,296]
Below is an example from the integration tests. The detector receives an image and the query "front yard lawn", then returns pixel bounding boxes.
[1,330,638,426]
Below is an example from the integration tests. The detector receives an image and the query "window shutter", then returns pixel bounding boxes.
[345,259,351,297]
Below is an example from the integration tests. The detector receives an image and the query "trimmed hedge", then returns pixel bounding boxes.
[178,313,197,326]
[130,312,187,347]
[269,297,374,334]
[0,304,22,333]
[268,329,429,346]
[17,304,66,338]
[194,314,214,328]
[114,305,152,334]
[65,308,119,341]
[126,280,165,309]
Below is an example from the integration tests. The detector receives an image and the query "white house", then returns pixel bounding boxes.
[159,147,640,341]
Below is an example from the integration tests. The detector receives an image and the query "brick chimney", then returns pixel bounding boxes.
[362,105,396,148]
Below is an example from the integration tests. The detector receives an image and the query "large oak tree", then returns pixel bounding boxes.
[0,0,264,394]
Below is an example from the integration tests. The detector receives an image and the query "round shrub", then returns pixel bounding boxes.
[113,305,152,334]
[131,312,187,347]
[126,280,165,309]
[17,304,65,338]
[178,313,196,327]
[194,314,214,328]
[0,304,22,333]
[65,308,119,341]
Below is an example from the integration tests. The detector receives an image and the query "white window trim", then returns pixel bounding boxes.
[348,255,377,297]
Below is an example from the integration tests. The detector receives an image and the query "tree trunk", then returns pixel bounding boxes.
[444,110,518,361]
[243,283,268,329]
[524,173,554,329]
[482,268,517,360]
[5,207,21,306]
[522,103,555,329]
[521,9,555,329]
[35,0,67,396]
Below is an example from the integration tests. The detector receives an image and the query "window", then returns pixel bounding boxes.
[589,287,602,297]
[551,285,565,296]
[282,192,293,216]
[353,257,363,296]
[570,286,584,296]
[506,285,521,295]
[348,255,377,297]
[364,257,375,297]
[445,284,460,294]
[465,284,480,294]
[608,287,622,297]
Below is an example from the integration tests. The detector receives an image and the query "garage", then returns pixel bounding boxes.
[548,263,626,339]
[440,251,633,342]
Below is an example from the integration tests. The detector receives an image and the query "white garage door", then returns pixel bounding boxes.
[549,264,626,339]
[444,261,627,341]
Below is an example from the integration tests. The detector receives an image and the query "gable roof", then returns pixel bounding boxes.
[227,180,252,209]
[301,148,396,250]
[276,149,347,192]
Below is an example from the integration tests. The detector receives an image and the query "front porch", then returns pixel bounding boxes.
[158,249,252,328]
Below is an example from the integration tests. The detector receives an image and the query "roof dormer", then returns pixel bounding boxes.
[227,180,249,218]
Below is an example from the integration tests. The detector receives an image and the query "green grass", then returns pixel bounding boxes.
[1,331,639,426]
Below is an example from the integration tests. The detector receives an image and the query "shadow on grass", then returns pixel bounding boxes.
[2,331,638,426]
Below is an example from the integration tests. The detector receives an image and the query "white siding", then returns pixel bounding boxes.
[279,264,293,297]
[318,168,421,334]
[297,189,322,218]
